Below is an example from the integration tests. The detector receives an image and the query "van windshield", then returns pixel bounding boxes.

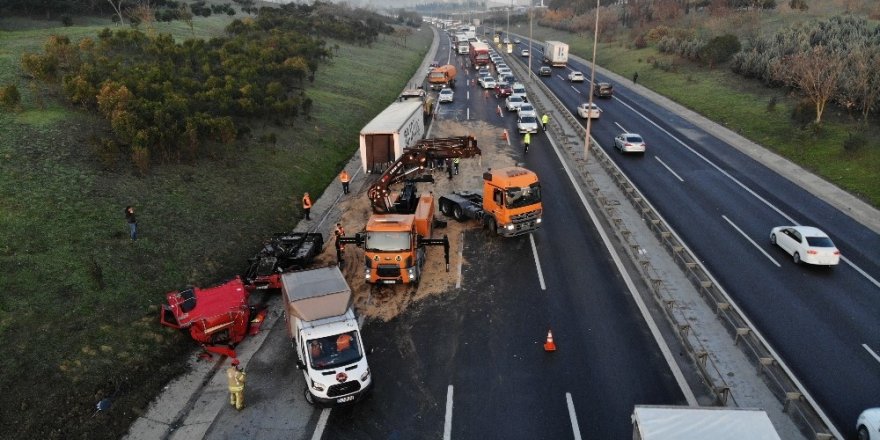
[307,331,362,370]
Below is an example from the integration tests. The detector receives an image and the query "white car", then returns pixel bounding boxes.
[518,103,536,118]
[505,95,525,111]
[438,88,454,103]
[858,408,880,440]
[497,67,512,77]
[478,76,496,89]
[568,71,585,82]
[521,49,530,57]
[511,83,528,101]
[517,115,539,134]
[577,102,602,119]
[769,226,840,266]
[613,133,646,154]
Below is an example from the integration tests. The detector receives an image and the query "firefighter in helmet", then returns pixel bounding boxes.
[226,358,247,410]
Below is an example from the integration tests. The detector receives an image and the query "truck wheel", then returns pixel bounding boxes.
[440,201,451,216]
[483,218,496,236]
[453,205,464,221]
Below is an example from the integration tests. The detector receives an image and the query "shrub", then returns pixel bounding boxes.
[843,132,866,154]
[0,84,21,110]
[789,0,808,10]
[701,34,741,67]
[634,34,647,49]
[791,99,814,128]
[766,96,777,113]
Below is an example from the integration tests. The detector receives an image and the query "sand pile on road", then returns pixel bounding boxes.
[314,118,524,322]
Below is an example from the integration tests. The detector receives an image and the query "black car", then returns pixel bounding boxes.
[538,66,552,76]
[593,82,613,98]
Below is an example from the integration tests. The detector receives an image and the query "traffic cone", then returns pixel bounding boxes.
[500,129,508,141]
[543,329,557,352]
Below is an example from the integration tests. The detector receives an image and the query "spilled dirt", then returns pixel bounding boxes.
[313,118,523,322]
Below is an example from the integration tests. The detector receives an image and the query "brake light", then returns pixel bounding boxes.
[833,251,840,256]
[806,250,818,255]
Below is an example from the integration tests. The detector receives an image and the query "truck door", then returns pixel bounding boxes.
[366,134,394,173]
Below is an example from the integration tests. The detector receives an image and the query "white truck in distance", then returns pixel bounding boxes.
[543,40,569,67]
[282,266,372,406]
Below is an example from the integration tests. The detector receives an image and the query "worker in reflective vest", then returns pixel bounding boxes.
[452,157,460,175]
[523,132,531,153]
[302,192,312,220]
[541,114,550,131]
[226,359,247,410]
[339,170,350,195]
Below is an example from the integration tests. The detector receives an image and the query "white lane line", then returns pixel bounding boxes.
[722,215,781,267]
[612,96,880,290]
[566,393,583,440]
[529,233,547,290]
[466,107,470,121]
[864,344,880,365]
[310,408,331,440]
[443,385,454,440]
[467,90,470,100]
[456,231,465,289]
[545,122,699,405]
[569,85,581,94]
[556,74,566,81]
[655,156,684,182]
[613,121,627,132]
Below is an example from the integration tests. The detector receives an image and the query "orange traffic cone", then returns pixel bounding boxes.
[543,329,557,352]
[501,129,508,141]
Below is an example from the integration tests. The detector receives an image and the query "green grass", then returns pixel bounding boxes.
[0,14,432,439]
[520,22,880,206]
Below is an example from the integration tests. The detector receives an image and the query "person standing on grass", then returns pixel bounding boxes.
[124,206,137,241]
[633,71,639,84]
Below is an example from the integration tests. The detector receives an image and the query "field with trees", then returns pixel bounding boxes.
[474,0,880,205]
[0,2,430,438]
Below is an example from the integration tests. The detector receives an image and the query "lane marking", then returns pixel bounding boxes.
[467,90,470,100]
[566,393,583,440]
[613,121,627,132]
[612,96,880,290]
[722,215,781,267]
[443,385,454,440]
[310,408,330,440]
[555,74,566,81]
[456,231,464,289]
[545,120,699,405]
[569,85,581,94]
[864,344,880,365]
[529,233,547,290]
[655,156,684,182]
[466,107,470,121]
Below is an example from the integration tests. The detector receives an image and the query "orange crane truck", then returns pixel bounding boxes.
[438,166,543,237]
[339,136,481,285]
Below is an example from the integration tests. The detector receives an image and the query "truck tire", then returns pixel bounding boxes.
[453,205,464,221]
[440,200,451,216]
[483,218,496,236]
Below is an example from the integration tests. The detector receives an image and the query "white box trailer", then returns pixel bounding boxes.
[359,99,425,173]
[632,406,782,440]
[543,40,569,67]
[282,266,372,406]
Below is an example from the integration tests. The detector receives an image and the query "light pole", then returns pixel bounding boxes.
[583,0,600,163]
[528,6,533,80]
[506,0,510,40]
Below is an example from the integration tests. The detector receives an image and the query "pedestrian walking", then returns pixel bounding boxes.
[339,170,350,195]
[633,71,639,84]
[483,89,489,99]
[523,132,531,154]
[226,359,247,411]
[541,113,550,132]
[301,192,312,220]
[452,157,460,175]
[124,206,137,241]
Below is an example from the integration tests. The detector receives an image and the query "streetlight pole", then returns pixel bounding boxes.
[583,0,600,163]
[528,6,533,81]
[506,0,510,40]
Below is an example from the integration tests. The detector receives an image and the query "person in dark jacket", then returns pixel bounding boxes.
[124,206,137,241]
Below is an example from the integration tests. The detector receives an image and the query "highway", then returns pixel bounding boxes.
[498,31,880,438]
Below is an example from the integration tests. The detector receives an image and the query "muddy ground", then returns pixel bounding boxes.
[312,119,522,322]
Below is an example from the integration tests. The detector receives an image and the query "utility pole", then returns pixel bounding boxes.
[584,0,600,163]
[528,6,533,80]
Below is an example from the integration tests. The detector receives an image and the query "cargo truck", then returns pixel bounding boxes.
[427,64,457,91]
[543,40,569,67]
[438,166,543,237]
[282,267,372,406]
[469,41,490,67]
[359,99,425,173]
[631,406,782,440]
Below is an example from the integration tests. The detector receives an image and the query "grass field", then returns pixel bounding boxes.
[514,19,880,206]
[0,15,432,439]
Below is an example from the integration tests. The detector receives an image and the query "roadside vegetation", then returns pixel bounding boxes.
[477,0,880,206]
[0,2,431,438]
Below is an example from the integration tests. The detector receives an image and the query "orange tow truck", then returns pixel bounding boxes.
[438,166,543,237]
[339,136,481,284]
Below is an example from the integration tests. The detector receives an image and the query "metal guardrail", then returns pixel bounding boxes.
[498,47,835,440]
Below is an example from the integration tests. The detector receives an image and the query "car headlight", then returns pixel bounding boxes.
[311,379,326,392]
[536,218,542,224]
[361,368,371,382]
[505,224,515,230]
[365,268,371,280]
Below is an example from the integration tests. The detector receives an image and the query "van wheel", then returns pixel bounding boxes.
[453,205,464,221]
[304,388,317,406]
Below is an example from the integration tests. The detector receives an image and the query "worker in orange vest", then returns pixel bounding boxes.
[339,170,350,195]
[302,192,312,220]
[226,359,247,410]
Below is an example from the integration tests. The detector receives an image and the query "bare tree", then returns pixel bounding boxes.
[107,0,125,25]
[773,45,845,124]
[843,46,880,124]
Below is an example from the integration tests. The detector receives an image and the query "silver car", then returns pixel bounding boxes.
[519,103,537,118]
[505,95,525,111]
[438,88,454,103]
[479,75,496,89]
[613,133,646,154]
[517,115,539,134]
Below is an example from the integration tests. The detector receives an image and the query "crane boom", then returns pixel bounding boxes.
[368,135,481,213]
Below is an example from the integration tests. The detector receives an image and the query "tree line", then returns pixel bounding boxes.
[14,2,396,172]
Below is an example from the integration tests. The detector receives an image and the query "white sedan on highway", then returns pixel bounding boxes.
[568,71,585,82]
[438,88,454,103]
[858,408,880,440]
[577,102,602,119]
[769,226,840,266]
[478,75,496,89]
